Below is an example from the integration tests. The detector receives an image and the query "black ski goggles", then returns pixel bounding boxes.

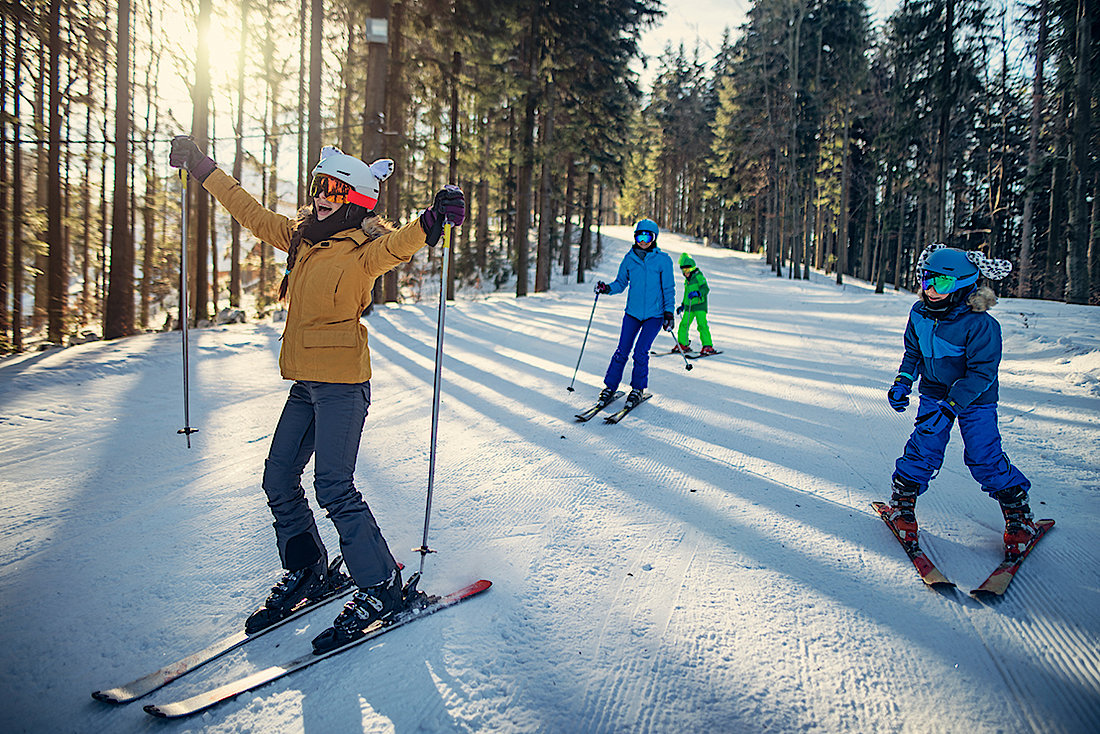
[634,231,655,244]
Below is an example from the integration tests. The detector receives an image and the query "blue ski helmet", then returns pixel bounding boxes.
[634,219,659,243]
[922,247,980,294]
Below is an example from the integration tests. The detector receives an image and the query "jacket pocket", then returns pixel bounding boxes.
[302,326,357,348]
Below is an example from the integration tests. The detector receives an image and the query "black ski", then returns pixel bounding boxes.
[91,556,355,704]
[649,349,691,357]
[604,393,652,424]
[971,519,1054,597]
[686,350,723,359]
[575,390,624,422]
[143,578,492,719]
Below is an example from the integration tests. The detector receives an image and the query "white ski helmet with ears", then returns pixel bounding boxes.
[311,146,394,210]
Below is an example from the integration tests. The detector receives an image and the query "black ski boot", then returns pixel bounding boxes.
[885,477,920,546]
[245,558,334,634]
[625,388,644,409]
[312,566,405,654]
[598,387,616,405]
[993,485,1039,558]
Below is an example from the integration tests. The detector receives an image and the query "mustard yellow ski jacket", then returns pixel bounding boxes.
[203,168,429,384]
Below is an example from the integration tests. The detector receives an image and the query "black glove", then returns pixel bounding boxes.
[662,312,674,331]
[594,281,611,295]
[419,185,466,246]
[169,136,216,182]
[676,304,684,316]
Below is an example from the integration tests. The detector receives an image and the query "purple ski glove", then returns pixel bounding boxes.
[419,185,465,246]
[169,136,216,182]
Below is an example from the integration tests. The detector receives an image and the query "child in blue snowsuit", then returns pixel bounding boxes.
[885,245,1039,557]
[594,219,676,409]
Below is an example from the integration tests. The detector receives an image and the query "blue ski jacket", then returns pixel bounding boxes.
[897,285,1002,407]
[606,246,676,321]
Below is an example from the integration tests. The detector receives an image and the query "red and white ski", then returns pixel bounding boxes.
[971,519,1054,597]
[871,502,955,588]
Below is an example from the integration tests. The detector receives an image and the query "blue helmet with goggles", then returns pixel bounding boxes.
[634,218,659,245]
[921,247,980,295]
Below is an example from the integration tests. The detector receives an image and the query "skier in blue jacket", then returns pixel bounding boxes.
[884,244,1039,558]
[593,219,676,409]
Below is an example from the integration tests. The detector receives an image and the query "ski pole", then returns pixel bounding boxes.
[416,219,452,574]
[566,292,599,392]
[178,170,199,446]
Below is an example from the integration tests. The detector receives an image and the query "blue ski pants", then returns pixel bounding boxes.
[893,394,1030,496]
[604,313,664,391]
[262,380,398,588]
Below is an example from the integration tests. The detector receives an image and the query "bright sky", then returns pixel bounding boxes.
[635,0,900,91]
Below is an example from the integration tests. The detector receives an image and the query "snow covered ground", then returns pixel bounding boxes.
[1,226,1098,733]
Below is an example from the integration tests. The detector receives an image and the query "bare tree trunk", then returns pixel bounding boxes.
[340,12,355,152]
[34,48,47,332]
[230,0,249,308]
[1065,0,1092,304]
[10,0,24,350]
[0,9,9,341]
[190,0,211,326]
[141,4,160,330]
[561,158,575,276]
[535,83,554,293]
[577,162,595,284]
[932,0,956,242]
[1018,0,1048,298]
[1043,93,1069,300]
[382,0,404,302]
[297,0,307,207]
[307,0,323,177]
[105,0,134,339]
[514,8,539,297]
[1090,171,1100,304]
[476,110,490,273]
[837,103,851,285]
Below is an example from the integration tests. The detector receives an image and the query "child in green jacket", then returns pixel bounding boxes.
[674,253,716,355]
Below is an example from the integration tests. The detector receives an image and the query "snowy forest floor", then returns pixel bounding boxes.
[1,226,1098,733]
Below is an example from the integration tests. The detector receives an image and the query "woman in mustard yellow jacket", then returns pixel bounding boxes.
[171,137,464,653]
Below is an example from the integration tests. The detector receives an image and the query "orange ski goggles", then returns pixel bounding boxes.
[309,173,375,208]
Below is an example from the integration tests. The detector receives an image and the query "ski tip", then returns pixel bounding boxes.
[91,690,123,704]
[143,704,168,718]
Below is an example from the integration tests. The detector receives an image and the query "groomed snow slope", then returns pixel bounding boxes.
[1,226,1097,733]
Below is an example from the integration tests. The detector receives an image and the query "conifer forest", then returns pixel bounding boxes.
[0,0,1097,352]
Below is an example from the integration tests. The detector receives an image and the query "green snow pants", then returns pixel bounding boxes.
[677,311,712,347]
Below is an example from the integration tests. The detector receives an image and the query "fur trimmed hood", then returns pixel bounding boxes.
[967,284,997,313]
[361,214,397,242]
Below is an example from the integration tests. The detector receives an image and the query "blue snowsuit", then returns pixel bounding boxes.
[603,245,677,391]
[892,286,1029,496]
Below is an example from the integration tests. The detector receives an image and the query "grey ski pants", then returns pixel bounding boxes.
[262,380,397,588]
